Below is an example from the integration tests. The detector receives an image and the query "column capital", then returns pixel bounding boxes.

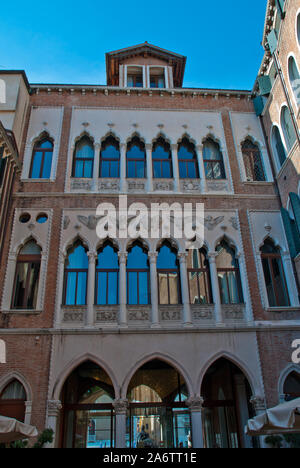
[250,395,266,412]
[94,142,101,150]
[207,252,217,262]
[88,250,98,261]
[196,144,203,152]
[47,400,62,416]
[171,143,178,151]
[120,142,126,150]
[185,396,204,412]
[113,398,128,414]
[145,143,152,151]
[148,251,158,263]
[118,251,128,264]
[178,251,188,263]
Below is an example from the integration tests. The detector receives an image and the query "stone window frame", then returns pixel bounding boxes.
[1,209,52,314]
[270,123,287,173]
[287,52,300,112]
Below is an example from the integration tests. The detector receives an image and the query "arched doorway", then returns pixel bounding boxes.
[60,361,115,448]
[201,358,256,448]
[126,359,191,448]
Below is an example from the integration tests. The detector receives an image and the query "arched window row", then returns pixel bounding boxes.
[67,135,228,181]
[61,239,246,308]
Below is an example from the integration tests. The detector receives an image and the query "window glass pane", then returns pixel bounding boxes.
[75,160,84,178]
[110,161,119,178]
[282,107,297,151]
[272,258,289,306]
[26,262,40,308]
[204,162,213,179]
[158,77,165,88]
[135,76,143,87]
[127,245,148,268]
[127,76,134,87]
[218,273,230,304]
[187,162,197,179]
[262,258,276,306]
[169,273,179,304]
[67,244,88,269]
[153,161,161,178]
[31,151,43,178]
[203,141,222,161]
[227,271,239,304]
[212,162,222,179]
[162,161,171,178]
[20,241,41,255]
[83,160,93,178]
[189,271,199,303]
[153,145,170,160]
[179,161,187,178]
[1,381,26,400]
[101,160,110,178]
[77,142,94,159]
[41,151,52,178]
[198,272,209,304]
[96,272,107,305]
[273,127,286,166]
[102,145,120,159]
[158,273,168,304]
[138,272,149,305]
[65,272,77,305]
[178,145,194,160]
[13,263,29,307]
[39,140,53,149]
[76,272,87,305]
[128,272,138,304]
[136,161,145,178]
[107,271,118,305]
[97,245,119,269]
[127,161,135,178]
[157,245,177,269]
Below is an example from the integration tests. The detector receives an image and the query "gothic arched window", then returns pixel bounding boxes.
[215,240,243,304]
[12,240,41,309]
[72,136,94,178]
[272,126,286,167]
[63,241,88,305]
[288,56,300,106]
[30,137,53,179]
[241,139,265,181]
[178,138,199,179]
[187,248,212,304]
[157,242,181,305]
[281,106,297,152]
[260,238,290,307]
[152,137,173,178]
[96,243,119,305]
[100,136,120,178]
[127,243,150,305]
[203,139,225,179]
[126,137,146,178]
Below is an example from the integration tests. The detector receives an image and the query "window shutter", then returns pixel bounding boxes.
[275,0,285,18]
[258,75,272,95]
[281,208,300,258]
[290,192,300,238]
[267,30,278,54]
[253,96,266,116]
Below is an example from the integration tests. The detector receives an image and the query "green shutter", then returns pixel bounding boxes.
[281,208,300,258]
[290,192,300,238]
[267,30,278,54]
[275,0,285,17]
[258,75,272,95]
[253,96,265,116]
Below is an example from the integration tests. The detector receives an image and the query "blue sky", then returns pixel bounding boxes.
[1,0,267,90]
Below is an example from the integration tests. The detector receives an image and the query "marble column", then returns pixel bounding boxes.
[236,252,253,322]
[86,251,97,327]
[118,251,128,327]
[145,143,153,192]
[186,396,204,448]
[148,251,160,327]
[24,400,32,425]
[178,252,192,327]
[207,252,223,324]
[55,251,67,328]
[113,399,128,448]
[196,144,206,193]
[93,143,101,191]
[171,144,180,192]
[120,143,127,193]
[46,400,62,448]
[281,251,300,306]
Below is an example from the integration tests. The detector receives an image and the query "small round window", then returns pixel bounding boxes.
[19,213,31,223]
[36,213,48,224]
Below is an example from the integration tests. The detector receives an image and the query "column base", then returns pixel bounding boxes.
[150,323,161,329]
[119,323,128,329]
[216,322,226,327]
[183,322,194,328]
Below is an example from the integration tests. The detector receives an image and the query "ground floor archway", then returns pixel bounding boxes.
[60,360,115,448]
[126,359,191,448]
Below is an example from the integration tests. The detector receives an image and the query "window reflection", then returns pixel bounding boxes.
[30,137,53,179]
[157,243,181,305]
[215,240,243,304]
[63,241,88,305]
[187,248,212,304]
[127,243,150,305]
[96,243,119,305]
[100,136,120,178]
[178,138,199,179]
[152,137,173,178]
[126,137,146,178]
[72,137,94,178]
[203,139,225,180]
[12,240,41,309]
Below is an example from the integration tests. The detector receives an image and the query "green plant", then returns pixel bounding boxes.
[8,428,54,449]
[283,433,300,448]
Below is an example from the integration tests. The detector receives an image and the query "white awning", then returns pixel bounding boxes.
[0,415,38,443]
[245,398,300,436]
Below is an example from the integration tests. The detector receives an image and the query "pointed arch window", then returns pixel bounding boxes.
[29,137,53,179]
[152,137,173,178]
[63,241,88,305]
[241,139,266,181]
[96,243,119,305]
[215,240,243,304]
[260,238,290,307]
[0,380,26,422]
[100,136,120,178]
[187,248,212,304]
[157,242,181,305]
[178,138,199,179]
[72,136,94,178]
[272,126,286,167]
[203,139,226,179]
[281,106,297,152]
[126,137,146,178]
[288,57,300,106]
[12,240,41,309]
[127,243,150,305]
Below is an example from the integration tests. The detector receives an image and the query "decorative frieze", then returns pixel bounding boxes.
[192,305,214,320]
[154,180,173,191]
[127,180,146,191]
[128,307,150,321]
[63,309,84,322]
[181,180,201,192]
[70,179,93,191]
[95,308,118,322]
[223,304,245,320]
[98,179,120,191]
[159,306,182,321]
[206,180,228,192]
